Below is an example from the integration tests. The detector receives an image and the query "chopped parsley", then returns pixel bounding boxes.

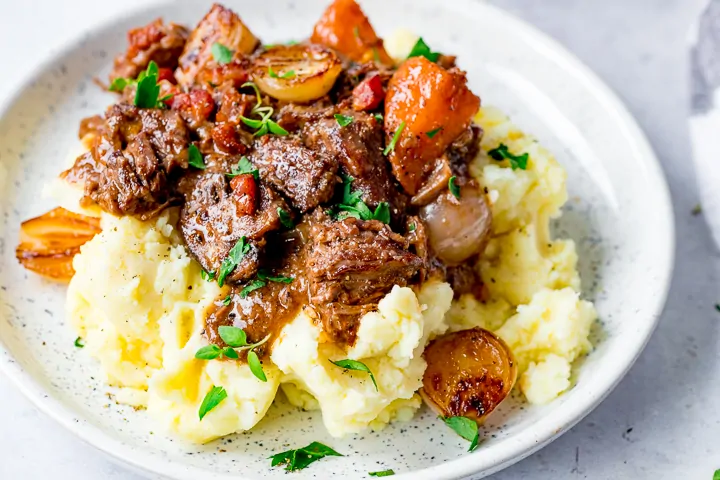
[408,222,416,232]
[268,66,296,79]
[278,207,294,228]
[217,236,251,287]
[373,113,383,123]
[134,61,163,109]
[448,176,460,199]
[426,127,443,139]
[222,294,232,306]
[198,385,227,420]
[443,416,480,452]
[334,114,354,127]
[714,469,720,480]
[201,270,215,282]
[353,26,361,39]
[334,175,391,224]
[330,359,378,391]
[188,145,206,169]
[258,269,294,284]
[383,121,405,156]
[369,470,395,477]
[74,337,85,348]
[239,279,266,298]
[211,42,233,64]
[227,156,259,180]
[240,82,289,137]
[270,441,343,471]
[407,37,440,62]
[488,143,529,170]
[108,77,130,92]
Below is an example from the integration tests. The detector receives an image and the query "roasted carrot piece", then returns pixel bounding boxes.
[16,207,101,282]
[384,57,480,195]
[310,0,393,65]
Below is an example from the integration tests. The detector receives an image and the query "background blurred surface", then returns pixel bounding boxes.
[0,0,718,478]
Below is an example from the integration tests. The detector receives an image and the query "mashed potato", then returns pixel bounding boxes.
[64,100,596,441]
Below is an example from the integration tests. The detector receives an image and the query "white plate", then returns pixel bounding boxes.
[0,1,674,479]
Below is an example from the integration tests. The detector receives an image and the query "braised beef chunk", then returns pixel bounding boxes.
[447,124,483,176]
[179,173,287,283]
[62,103,190,219]
[251,135,338,212]
[306,212,424,344]
[275,102,335,132]
[110,19,189,82]
[303,111,393,209]
[446,263,484,299]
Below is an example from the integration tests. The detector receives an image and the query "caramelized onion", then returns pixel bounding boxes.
[419,183,492,265]
[251,45,342,103]
[16,207,101,282]
[421,328,516,423]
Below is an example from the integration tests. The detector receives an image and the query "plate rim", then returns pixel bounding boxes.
[0,1,676,479]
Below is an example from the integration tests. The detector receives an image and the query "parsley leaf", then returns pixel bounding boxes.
[443,416,480,452]
[714,469,720,480]
[247,350,267,382]
[268,66,296,79]
[407,37,440,62]
[258,269,294,284]
[134,61,162,109]
[448,176,460,199]
[270,442,343,471]
[335,176,391,224]
[330,359,378,391]
[239,82,289,137]
[217,237,251,287]
[334,114,354,127]
[240,279,266,298]
[426,127,443,139]
[198,386,227,420]
[188,145,206,169]
[373,113,383,123]
[384,121,405,155]
[372,202,390,224]
[227,157,259,180]
[369,470,395,477]
[201,270,215,282]
[211,42,233,64]
[109,77,130,92]
[218,326,248,348]
[278,208,294,228]
[408,222,416,232]
[222,295,232,306]
[195,344,223,360]
[74,337,85,348]
[488,143,529,170]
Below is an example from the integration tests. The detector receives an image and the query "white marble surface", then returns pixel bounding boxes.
[1,0,718,479]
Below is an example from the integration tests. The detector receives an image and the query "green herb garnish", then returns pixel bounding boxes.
[334,176,391,224]
[373,113,383,123]
[247,351,266,382]
[258,269,294,284]
[211,42,233,64]
[219,325,248,347]
[488,143,529,170]
[713,469,720,480]
[188,145,206,169]
[448,176,460,199]
[383,121,405,155]
[330,359,378,391]
[201,270,215,282]
[270,441,343,471]
[278,207,294,228]
[195,344,239,361]
[407,37,440,62]
[715,304,720,313]
[222,295,232,306]
[334,114,354,127]
[227,156,259,180]
[240,82,289,137]
[426,127,443,139]
[240,279,267,298]
[217,237,251,287]
[74,337,85,348]
[109,77,130,92]
[369,470,395,477]
[353,26,361,38]
[134,61,162,109]
[268,66,296,79]
[443,416,480,452]
[216,327,271,381]
[408,222,416,232]
[692,204,702,216]
[198,385,227,420]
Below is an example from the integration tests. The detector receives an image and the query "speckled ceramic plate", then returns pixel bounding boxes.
[0,1,674,479]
